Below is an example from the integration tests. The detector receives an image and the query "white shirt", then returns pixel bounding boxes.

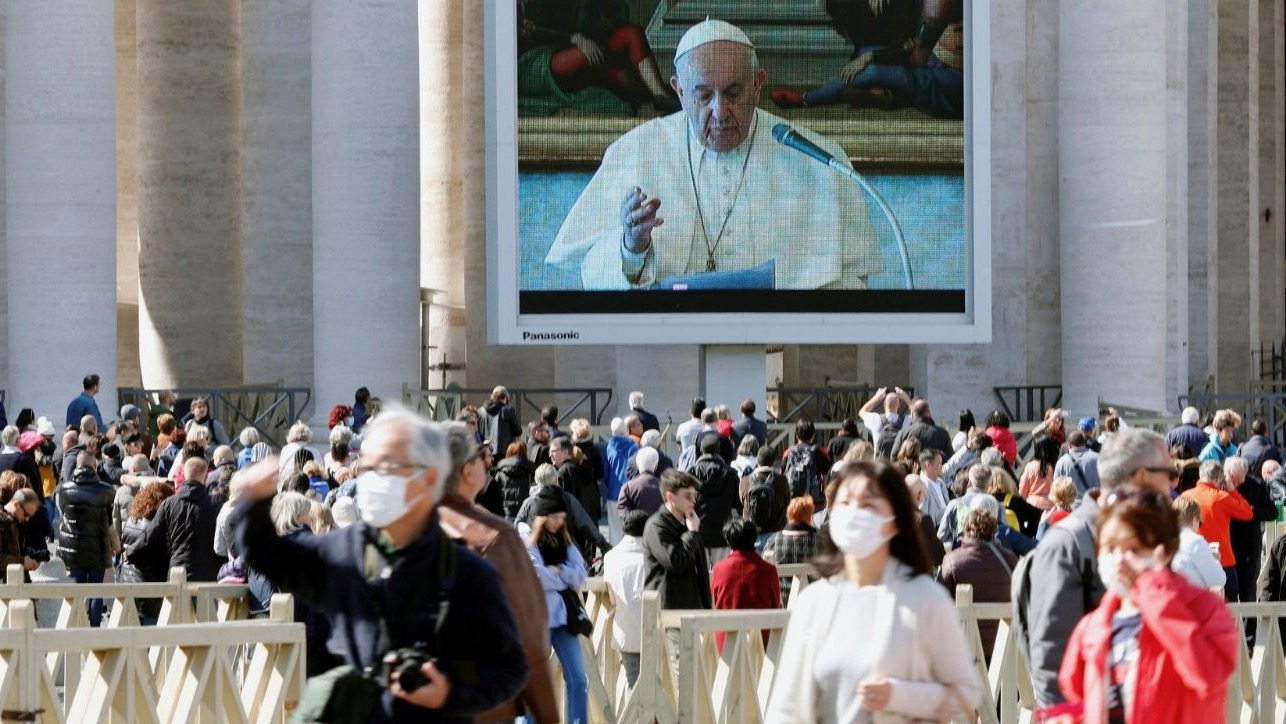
[675,417,701,451]
[1171,526,1226,589]
[602,535,648,653]
[546,109,881,290]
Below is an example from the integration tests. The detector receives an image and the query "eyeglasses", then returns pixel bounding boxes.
[1140,466,1180,482]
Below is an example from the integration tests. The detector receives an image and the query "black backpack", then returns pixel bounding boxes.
[784,443,823,507]
[745,469,776,529]
[876,424,900,460]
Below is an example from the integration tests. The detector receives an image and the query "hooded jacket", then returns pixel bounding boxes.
[481,399,523,457]
[494,455,535,522]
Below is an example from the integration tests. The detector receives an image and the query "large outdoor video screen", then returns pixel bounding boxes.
[486,0,990,344]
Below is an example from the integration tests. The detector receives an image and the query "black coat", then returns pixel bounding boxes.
[643,508,711,610]
[1230,476,1278,569]
[632,407,661,433]
[481,400,523,457]
[689,454,740,549]
[494,455,535,522]
[126,480,221,582]
[54,468,115,570]
[892,417,953,458]
[0,450,42,501]
[557,459,600,523]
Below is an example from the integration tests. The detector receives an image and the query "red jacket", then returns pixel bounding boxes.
[710,550,780,650]
[1059,568,1238,724]
[986,425,1018,465]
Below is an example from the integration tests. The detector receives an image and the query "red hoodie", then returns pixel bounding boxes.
[986,425,1018,464]
[1059,568,1238,724]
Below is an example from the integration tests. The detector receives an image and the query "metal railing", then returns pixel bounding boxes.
[117,386,312,448]
[767,385,915,424]
[993,385,1062,423]
[402,384,615,425]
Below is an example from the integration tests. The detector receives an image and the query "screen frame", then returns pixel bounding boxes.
[486,0,992,345]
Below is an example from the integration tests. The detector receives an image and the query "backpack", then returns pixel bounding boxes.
[784,443,823,507]
[1011,518,1097,674]
[876,424,900,460]
[677,444,699,473]
[956,493,1020,534]
[745,469,776,529]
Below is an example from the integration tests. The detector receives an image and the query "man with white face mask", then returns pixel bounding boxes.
[234,409,529,722]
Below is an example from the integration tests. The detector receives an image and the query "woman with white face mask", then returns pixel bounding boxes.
[1054,488,1238,724]
[765,461,979,723]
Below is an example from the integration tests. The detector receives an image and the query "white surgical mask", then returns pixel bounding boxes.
[355,470,415,528]
[827,506,894,559]
[1097,551,1142,599]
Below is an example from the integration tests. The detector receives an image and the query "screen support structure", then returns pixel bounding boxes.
[701,346,767,426]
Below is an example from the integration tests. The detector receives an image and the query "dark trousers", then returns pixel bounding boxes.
[1237,556,1263,643]
[69,567,106,627]
[1223,566,1240,604]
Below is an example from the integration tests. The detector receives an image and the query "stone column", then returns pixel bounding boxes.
[116,0,141,388]
[0,3,7,402]
[1166,0,1190,407]
[1058,0,1168,414]
[1187,0,1216,385]
[241,0,313,391]
[420,0,469,390]
[1211,0,1257,391]
[313,0,420,411]
[136,0,243,388]
[1253,0,1285,352]
[5,1,117,419]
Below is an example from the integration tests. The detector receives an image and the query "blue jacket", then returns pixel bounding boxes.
[66,392,104,430]
[604,435,639,501]
[235,499,529,723]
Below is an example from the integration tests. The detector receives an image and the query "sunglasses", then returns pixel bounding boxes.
[1140,465,1180,482]
[1103,487,1171,508]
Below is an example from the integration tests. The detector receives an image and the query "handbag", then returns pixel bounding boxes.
[560,587,593,637]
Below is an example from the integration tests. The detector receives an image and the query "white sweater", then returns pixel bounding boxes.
[765,561,981,723]
[1171,526,1226,590]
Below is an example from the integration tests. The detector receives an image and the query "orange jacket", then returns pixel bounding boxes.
[1183,481,1252,566]
[1059,568,1238,724]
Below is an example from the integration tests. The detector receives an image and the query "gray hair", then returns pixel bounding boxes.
[979,448,1006,468]
[10,488,38,507]
[535,462,558,488]
[610,417,626,436]
[1098,428,1167,490]
[328,424,354,449]
[188,425,210,443]
[1181,406,1200,425]
[441,421,477,497]
[1224,457,1248,478]
[239,427,261,448]
[363,407,451,504]
[637,446,660,474]
[629,391,645,408]
[967,464,990,490]
[212,445,235,466]
[1199,459,1225,485]
[737,435,760,457]
[0,426,18,447]
[287,421,312,444]
[76,450,96,468]
[969,492,1002,519]
[126,454,152,474]
[271,492,313,536]
[640,429,662,449]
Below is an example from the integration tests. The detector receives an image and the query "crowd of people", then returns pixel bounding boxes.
[0,376,1283,722]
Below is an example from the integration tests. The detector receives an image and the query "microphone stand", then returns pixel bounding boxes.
[823,157,916,291]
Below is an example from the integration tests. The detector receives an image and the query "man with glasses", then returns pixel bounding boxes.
[1021,428,1175,709]
[235,410,529,720]
[1,489,42,573]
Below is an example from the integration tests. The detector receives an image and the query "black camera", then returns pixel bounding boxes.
[381,647,435,694]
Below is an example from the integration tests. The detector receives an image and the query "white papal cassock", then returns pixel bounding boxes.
[545,108,882,290]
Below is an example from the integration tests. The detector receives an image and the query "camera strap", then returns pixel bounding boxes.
[362,532,458,672]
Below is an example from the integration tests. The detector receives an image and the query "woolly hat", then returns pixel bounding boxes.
[674,18,754,60]
[533,487,567,518]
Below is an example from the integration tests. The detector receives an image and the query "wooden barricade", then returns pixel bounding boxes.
[0,594,303,723]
